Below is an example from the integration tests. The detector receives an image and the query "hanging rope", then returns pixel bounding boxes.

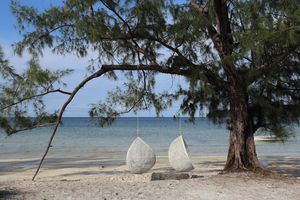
[178,75,182,136]
[136,65,140,138]
[178,115,182,136]
[136,110,139,137]
[179,113,182,136]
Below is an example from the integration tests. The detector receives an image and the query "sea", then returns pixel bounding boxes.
[1,117,300,167]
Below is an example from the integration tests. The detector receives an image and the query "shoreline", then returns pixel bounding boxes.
[0,155,225,180]
[1,155,300,180]
[1,155,300,199]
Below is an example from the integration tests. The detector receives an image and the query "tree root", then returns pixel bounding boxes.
[220,166,282,179]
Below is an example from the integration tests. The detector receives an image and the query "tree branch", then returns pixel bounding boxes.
[255,45,300,71]
[135,34,226,87]
[213,0,234,55]
[30,24,75,46]
[32,68,107,180]
[0,89,71,111]
[100,0,153,64]
[31,64,189,180]
[189,0,209,14]
[8,122,56,136]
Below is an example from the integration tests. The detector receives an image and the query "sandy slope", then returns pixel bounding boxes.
[1,156,300,200]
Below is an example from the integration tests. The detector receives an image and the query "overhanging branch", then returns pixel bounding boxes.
[189,0,209,13]
[32,67,108,180]
[31,64,190,180]
[0,89,71,111]
[102,64,189,75]
[8,122,56,136]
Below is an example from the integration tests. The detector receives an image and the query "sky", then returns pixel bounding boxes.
[0,0,192,117]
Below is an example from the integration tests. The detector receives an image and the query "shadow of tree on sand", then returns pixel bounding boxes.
[0,189,20,199]
[262,156,300,177]
[195,156,300,177]
[2,156,300,178]
[0,157,125,171]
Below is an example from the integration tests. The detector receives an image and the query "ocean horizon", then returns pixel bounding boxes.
[1,117,300,164]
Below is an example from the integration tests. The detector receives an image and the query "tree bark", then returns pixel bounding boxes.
[224,85,262,171]
[201,0,264,172]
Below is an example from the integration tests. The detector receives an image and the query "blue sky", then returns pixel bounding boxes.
[0,0,193,117]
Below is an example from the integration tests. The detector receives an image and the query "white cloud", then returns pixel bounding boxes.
[1,44,193,117]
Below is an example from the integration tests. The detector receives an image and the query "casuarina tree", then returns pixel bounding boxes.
[1,0,300,180]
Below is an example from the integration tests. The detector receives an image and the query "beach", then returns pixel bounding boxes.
[1,0,300,198]
[1,118,300,199]
[1,155,300,199]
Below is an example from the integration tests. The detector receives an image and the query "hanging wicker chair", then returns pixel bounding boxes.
[126,137,156,174]
[168,135,194,172]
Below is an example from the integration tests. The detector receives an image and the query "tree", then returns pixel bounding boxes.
[0,46,72,134]
[1,0,300,180]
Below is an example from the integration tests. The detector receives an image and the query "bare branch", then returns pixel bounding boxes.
[145,35,227,85]
[0,89,71,111]
[8,123,56,136]
[32,67,108,180]
[32,64,189,180]
[108,92,145,117]
[30,24,75,46]
[102,64,190,75]
[189,0,209,13]
[100,0,157,65]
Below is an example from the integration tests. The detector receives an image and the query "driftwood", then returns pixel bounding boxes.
[150,172,191,181]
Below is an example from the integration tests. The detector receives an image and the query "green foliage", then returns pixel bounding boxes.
[0,46,72,135]
[3,0,300,140]
[89,70,176,125]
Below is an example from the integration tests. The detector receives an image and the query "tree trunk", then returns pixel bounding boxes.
[224,86,262,171]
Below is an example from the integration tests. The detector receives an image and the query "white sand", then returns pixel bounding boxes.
[1,156,300,199]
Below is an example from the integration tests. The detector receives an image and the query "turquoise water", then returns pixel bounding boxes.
[1,117,300,161]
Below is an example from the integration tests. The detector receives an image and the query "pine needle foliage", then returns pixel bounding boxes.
[2,0,300,140]
[0,46,72,135]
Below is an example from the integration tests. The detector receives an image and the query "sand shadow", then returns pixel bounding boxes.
[60,170,127,177]
[0,189,19,199]
[3,156,300,178]
[43,159,125,169]
[194,160,225,167]
[0,158,125,171]
[152,166,174,171]
[262,156,300,177]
